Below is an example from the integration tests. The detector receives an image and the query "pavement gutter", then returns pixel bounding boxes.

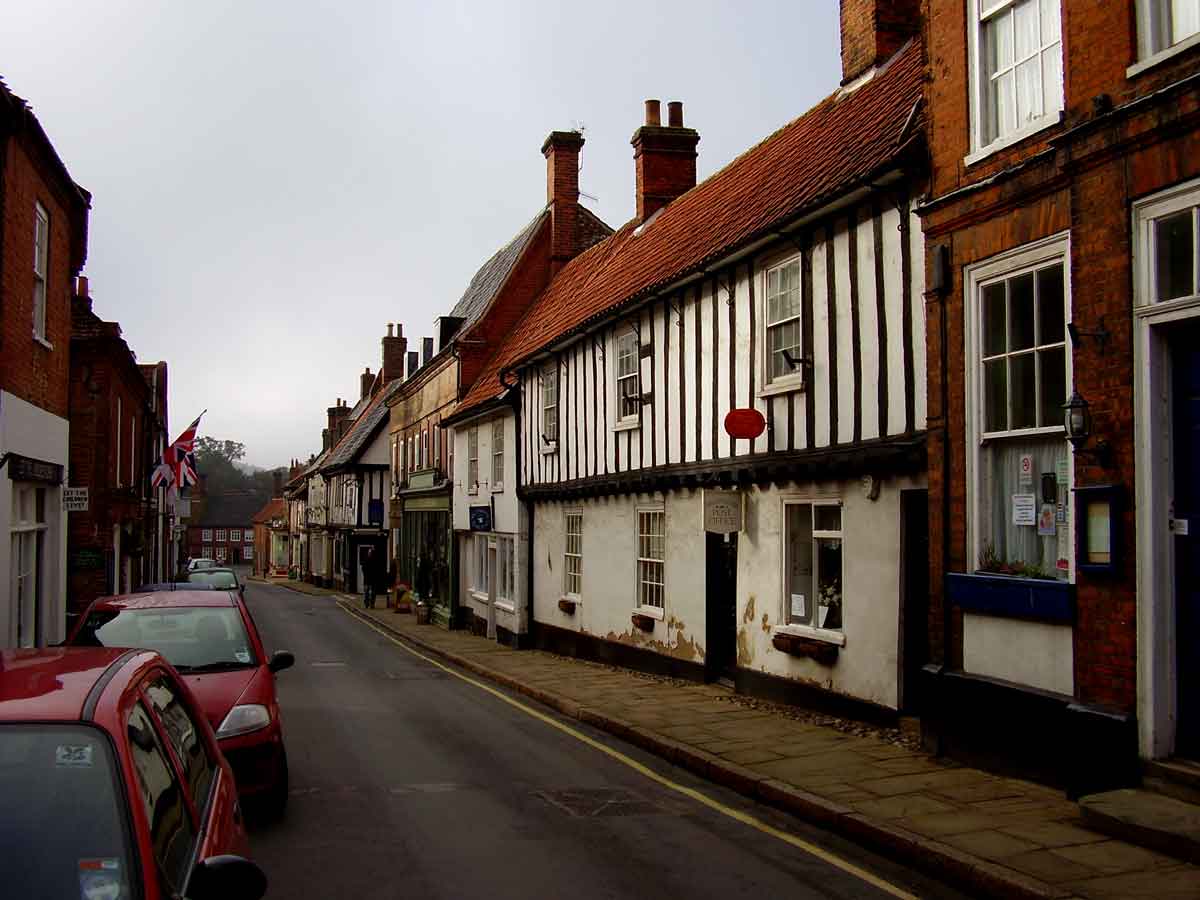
[327,595,1075,900]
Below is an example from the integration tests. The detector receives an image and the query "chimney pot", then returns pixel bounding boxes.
[387,323,394,337]
[76,275,89,298]
[667,101,683,127]
[631,99,700,222]
[406,350,419,379]
[422,337,434,366]
[644,99,662,126]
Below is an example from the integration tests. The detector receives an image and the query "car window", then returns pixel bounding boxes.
[75,607,258,671]
[145,674,216,811]
[0,724,135,900]
[187,570,238,589]
[128,702,196,894]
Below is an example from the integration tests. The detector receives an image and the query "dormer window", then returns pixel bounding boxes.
[615,330,640,423]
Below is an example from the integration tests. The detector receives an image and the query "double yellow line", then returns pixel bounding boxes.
[337,600,920,900]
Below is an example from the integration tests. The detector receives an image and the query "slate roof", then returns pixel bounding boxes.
[320,379,401,474]
[195,491,268,527]
[448,210,547,326]
[457,40,924,415]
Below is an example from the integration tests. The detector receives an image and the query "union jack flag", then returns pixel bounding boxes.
[151,411,204,492]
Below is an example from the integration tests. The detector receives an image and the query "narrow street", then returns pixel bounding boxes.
[243,580,964,900]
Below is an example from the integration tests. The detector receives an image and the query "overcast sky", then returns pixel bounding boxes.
[3,1,840,468]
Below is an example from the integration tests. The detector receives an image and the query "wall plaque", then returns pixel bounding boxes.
[703,489,742,534]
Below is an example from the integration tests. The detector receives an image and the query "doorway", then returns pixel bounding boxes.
[900,489,930,714]
[705,531,738,681]
[1173,326,1200,758]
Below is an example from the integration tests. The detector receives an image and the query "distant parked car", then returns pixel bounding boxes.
[0,647,267,900]
[187,558,218,572]
[68,588,294,818]
[187,567,243,594]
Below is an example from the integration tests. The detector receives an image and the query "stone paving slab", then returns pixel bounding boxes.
[265,582,1200,900]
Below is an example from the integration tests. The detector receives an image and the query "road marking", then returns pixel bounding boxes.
[337,601,919,900]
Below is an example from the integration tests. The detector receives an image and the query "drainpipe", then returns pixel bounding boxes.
[500,366,531,649]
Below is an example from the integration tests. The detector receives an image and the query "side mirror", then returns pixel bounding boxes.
[268,650,294,674]
[186,855,267,900]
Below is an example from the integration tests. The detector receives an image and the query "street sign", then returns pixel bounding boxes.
[703,489,742,534]
[63,487,89,512]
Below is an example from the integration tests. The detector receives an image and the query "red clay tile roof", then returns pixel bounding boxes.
[252,497,287,525]
[457,40,924,416]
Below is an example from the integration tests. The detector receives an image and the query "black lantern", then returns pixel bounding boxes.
[1062,391,1111,467]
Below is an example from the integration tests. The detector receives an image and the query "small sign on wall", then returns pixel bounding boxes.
[703,490,743,534]
[63,487,89,512]
[469,505,492,532]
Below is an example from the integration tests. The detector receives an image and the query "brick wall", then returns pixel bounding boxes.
[921,0,1200,713]
[840,0,921,83]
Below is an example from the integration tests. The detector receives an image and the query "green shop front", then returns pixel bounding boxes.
[391,469,460,628]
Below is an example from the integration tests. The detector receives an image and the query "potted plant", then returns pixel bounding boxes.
[817,578,842,630]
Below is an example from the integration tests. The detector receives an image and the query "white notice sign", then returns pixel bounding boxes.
[703,490,743,534]
[790,594,806,620]
[62,488,88,512]
[1019,454,1034,488]
[1012,493,1037,526]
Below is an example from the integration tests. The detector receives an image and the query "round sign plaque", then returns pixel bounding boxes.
[723,408,766,440]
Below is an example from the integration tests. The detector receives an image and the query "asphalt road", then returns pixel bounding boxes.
[243,580,967,900]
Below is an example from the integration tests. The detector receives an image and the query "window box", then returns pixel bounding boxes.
[631,612,656,632]
[946,571,1074,624]
[771,632,840,665]
[558,597,577,615]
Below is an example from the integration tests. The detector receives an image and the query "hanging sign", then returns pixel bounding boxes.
[703,490,743,534]
[469,505,492,532]
[63,487,89,512]
[723,409,766,440]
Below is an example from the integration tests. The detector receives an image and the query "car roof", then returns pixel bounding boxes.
[91,590,238,610]
[0,647,143,722]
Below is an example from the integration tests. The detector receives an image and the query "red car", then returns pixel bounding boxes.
[0,647,267,900]
[69,588,293,818]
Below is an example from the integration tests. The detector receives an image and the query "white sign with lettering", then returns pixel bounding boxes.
[62,488,88,512]
[703,490,743,534]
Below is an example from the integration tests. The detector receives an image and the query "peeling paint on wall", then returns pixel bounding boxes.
[736,626,754,666]
[742,594,756,623]
[761,612,770,633]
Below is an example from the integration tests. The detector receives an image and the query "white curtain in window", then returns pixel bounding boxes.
[978,435,1068,578]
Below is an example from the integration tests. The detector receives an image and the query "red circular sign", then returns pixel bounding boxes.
[724,408,766,440]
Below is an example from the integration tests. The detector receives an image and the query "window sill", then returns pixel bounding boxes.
[491,485,504,494]
[32,335,53,351]
[771,624,846,647]
[758,377,805,400]
[1128,33,1200,79]
[964,113,1063,168]
[558,597,579,614]
[634,605,664,621]
[613,419,640,433]
[470,590,488,603]
[495,599,515,614]
[946,571,1074,624]
[541,441,558,455]
[467,488,478,496]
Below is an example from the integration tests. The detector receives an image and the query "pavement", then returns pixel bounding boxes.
[264,578,1200,900]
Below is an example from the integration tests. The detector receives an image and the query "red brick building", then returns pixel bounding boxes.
[918,0,1200,790]
[0,78,91,646]
[251,497,287,578]
[66,279,169,618]
[185,490,261,570]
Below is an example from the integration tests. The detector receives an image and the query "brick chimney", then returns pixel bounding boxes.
[839,0,920,84]
[631,99,699,223]
[322,428,330,452]
[381,322,407,382]
[327,398,351,445]
[542,130,584,272]
[406,351,419,379]
[273,469,283,497]
[360,367,374,399]
[421,337,434,367]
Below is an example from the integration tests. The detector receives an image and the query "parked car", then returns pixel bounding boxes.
[187,567,243,594]
[187,558,218,572]
[0,647,268,900]
[68,589,293,818]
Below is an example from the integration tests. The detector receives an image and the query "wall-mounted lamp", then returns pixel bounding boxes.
[1063,390,1112,468]
[1066,319,1110,353]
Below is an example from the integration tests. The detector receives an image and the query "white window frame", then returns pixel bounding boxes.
[614,329,641,427]
[495,535,515,610]
[1132,0,1200,75]
[964,232,1074,582]
[541,365,559,450]
[10,483,47,647]
[32,203,49,344]
[421,430,428,470]
[635,507,666,618]
[202,545,213,559]
[243,544,254,560]
[467,426,479,494]
[201,529,212,542]
[778,498,846,642]
[115,396,123,488]
[129,414,136,489]
[966,0,1064,165]
[760,255,806,395]
[230,529,242,543]
[469,533,489,598]
[216,546,228,563]
[564,510,583,598]
[215,529,227,542]
[1134,181,1200,309]
[491,419,504,491]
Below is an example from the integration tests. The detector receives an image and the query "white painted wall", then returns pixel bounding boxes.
[962,614,1074,695]
[451,410,518,534]
[0,391,70,645]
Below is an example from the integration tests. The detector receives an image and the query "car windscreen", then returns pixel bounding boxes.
[186,570,238,589]
[73,606,258,672]
[0,724,136,900]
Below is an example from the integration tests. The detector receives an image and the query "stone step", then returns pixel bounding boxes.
[1144,758,1200,806]
[1079,787,1200,863]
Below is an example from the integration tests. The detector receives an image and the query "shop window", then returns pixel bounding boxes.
[783,501,843,630]
[10,483,47,647]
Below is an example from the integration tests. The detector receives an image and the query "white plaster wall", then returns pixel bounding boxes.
[962,614,1074,695]
[0,391,70,645]
[532,491,708,663]
[451,411,518,534]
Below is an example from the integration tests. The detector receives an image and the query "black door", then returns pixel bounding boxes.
[900,490,930,714]
[705,532,738,680]
[1174,327,1200,758]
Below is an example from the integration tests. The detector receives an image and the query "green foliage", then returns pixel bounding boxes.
[191,436,280,499]
[194,437,246,465]
[977,541,1053,580]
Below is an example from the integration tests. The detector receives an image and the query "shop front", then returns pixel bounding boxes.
[393,471,457,628]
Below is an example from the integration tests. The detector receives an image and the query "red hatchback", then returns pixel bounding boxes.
[69,588,293,818]
[0,647,267,900]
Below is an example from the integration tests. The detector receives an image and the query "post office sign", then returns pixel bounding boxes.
[703,489,742,534]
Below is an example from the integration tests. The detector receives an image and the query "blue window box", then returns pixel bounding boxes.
[946,572,1074,624]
